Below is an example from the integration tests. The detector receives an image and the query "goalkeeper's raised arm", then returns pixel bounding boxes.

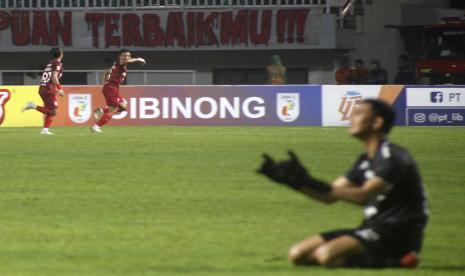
[258,152,392,206]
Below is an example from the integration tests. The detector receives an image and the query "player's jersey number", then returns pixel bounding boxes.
[41,71,52,86]
[0,89,11,125]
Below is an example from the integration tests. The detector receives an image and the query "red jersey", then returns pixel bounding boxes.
[40,59,63,93]
[104,62,127,89]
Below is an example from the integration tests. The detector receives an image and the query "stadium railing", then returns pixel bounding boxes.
[0,70,197,85]
[0,0,345,11]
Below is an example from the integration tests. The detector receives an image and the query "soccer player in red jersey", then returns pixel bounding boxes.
[91,49,146,133]
[22,47,65,135]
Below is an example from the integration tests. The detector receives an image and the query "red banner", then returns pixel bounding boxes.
[0,9,336,51]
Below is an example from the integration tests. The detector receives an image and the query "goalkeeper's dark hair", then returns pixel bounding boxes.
[362,99,395,134]
[119,48,131,55]
[50,47,63,58]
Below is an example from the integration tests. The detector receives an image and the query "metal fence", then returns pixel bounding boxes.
[0,70,197,85]
[0,0,342,10]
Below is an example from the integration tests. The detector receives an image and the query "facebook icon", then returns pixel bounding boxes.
[430,92,444,103]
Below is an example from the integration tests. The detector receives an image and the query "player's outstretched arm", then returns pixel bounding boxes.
[257,151,393,206]
[126,58,146,65]
[257,151,334,203]
[330,176,392,206]
[300,177,350,204]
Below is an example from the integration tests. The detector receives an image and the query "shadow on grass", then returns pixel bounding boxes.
[262,256,465,273]
[420,265,465,272]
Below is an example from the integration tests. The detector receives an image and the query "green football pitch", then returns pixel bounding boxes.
[0,126,464,275]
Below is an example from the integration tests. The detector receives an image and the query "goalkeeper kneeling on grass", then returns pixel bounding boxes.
[258,99,428,268]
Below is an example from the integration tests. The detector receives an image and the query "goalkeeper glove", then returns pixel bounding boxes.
[257,151,332,194]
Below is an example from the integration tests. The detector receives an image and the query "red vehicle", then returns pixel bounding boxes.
[416,17,465,84]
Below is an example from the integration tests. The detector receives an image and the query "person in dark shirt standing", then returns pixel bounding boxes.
[352,59,369,84]
[394,55,416,84]
[368,59,388,84]
[257,99,428,268]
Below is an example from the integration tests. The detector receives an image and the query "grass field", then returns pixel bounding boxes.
[0,126,464,275]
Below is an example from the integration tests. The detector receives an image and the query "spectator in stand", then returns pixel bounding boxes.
[335,57,354,85]
[352,59,369,84]
[368,59,388,84]
[267,55,287,85]
[394,55,416,84]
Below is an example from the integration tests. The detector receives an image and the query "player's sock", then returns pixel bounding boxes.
[97,112,113,127]
[103,106,110,113]
[399,252,420,268]
[44,115,54,128]
[36,106,52,114]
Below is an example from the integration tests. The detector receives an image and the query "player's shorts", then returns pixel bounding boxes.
[102,85,125,107]
[320,224,424,258]
[38,87,58,110]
